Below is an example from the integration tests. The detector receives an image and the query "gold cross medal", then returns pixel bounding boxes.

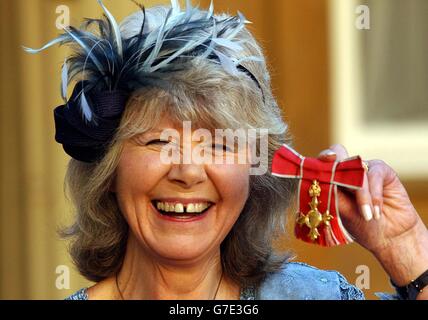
[297,180,333,241]
[271,144,366,246]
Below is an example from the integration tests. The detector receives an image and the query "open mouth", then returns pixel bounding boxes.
[151,200,214,219]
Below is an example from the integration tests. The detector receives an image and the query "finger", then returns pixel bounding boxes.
[356,171,374,221]
[366,160,387,220]
[328,144,358,196]
[325,145,374,221]
[328,144,349,161]
[318,149,337,162]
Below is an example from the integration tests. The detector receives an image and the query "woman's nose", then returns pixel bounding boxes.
[167,163,208,188]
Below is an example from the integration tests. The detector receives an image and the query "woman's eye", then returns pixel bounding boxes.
[212,143,233,152]
[147,139,170,146]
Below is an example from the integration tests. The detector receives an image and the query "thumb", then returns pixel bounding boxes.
[318,149,337,162]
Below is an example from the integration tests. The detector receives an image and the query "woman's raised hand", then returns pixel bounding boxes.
[318,144,428,298]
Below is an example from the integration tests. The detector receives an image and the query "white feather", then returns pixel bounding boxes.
[201,18,218,59]
[171,0,181,14]
[22,35,68,54]
[238,11,252,24]
[185,0,193,19]
[207,0,214,19]
[61,59,68,102]
[143,9,172,68]
[80,91,93,122]
[63,27,105,74]
[213,50,238,76]
[97,0,123,58]
[150,41,197,72]
[151,32,213,71]
[211,38,243,52]
[237,56,264,64]
[223,15,246,40]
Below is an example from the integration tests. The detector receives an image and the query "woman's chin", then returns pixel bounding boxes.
[147,236,216,262]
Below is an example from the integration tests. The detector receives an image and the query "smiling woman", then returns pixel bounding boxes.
[54,0,297,299]
[24,0,428,300]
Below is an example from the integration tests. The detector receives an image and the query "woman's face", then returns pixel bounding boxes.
[113,115,250,263]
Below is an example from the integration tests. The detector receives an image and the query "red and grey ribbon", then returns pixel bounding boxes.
[272,144,365,246]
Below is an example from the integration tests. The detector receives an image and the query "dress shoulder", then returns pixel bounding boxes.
[257,261,365,300]
[65,287,88,300]
[63,262,368,300]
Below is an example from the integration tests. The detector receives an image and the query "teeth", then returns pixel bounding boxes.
[187,203,195,213]
[154,201,211,213]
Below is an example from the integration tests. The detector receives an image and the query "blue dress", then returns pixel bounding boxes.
[65,261,402,300]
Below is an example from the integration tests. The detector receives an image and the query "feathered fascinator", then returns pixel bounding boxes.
[24,0,264,162]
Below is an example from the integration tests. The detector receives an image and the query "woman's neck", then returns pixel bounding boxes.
[89,235,240,300]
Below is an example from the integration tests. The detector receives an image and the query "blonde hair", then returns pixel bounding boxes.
[62,5,297,287]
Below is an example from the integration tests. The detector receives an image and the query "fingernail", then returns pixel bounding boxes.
[374,205,381,220]
[324,150,336,156]
[361,204,373,221]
